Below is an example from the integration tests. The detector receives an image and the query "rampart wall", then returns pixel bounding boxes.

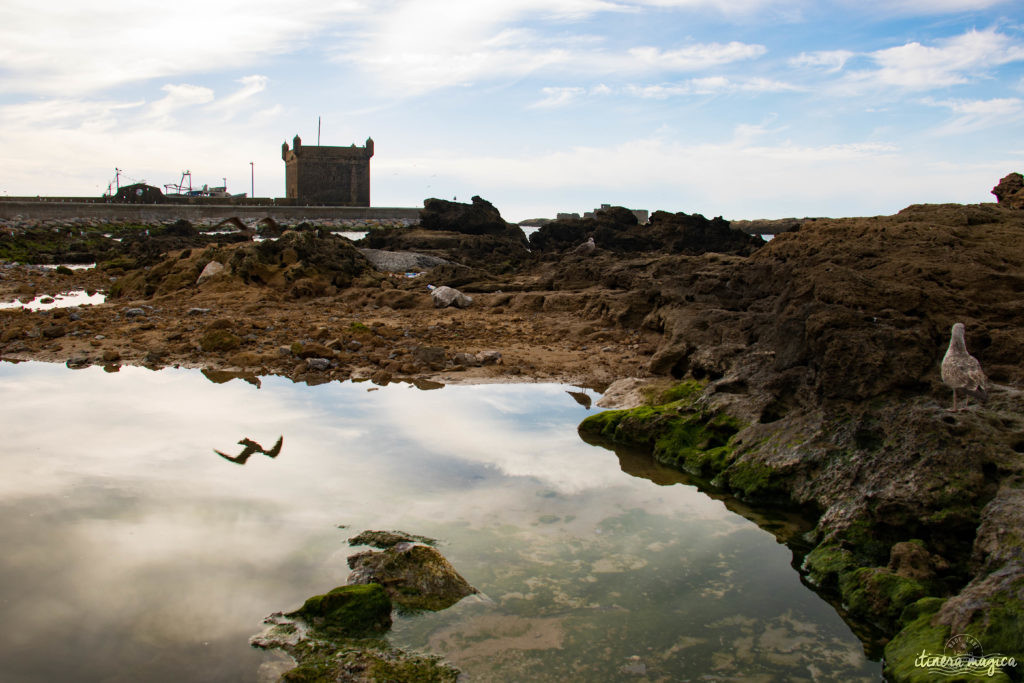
[0,199,420,223]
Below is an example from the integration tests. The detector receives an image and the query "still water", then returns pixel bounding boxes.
[0,361,881,682]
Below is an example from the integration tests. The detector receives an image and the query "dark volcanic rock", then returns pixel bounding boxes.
[420,195,512,236]
[529,205,763,255]
[577,202,1024,681]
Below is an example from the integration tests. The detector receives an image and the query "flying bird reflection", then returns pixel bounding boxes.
[214,436,283,464]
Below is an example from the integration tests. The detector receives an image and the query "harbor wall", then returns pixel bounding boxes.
[0,199,421,223]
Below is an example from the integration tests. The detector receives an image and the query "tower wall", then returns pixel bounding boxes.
[282,135,373,206]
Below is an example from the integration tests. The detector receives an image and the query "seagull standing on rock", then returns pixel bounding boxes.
[571,236,596,255]
[941,322,988,412]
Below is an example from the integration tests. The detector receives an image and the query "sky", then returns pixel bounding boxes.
[0,1,1022,222]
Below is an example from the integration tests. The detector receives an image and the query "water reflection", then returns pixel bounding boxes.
[0,361,880,681]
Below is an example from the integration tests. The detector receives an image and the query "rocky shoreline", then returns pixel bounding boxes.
[2,194,1023,681]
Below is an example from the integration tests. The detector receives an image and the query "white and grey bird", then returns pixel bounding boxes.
[941,322,988,412]
[570,236,596,255]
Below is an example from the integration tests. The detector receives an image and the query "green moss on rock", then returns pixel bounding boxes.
[287,583,392,638]
[883,598,954,683]
[720,460,787,500]
[579,380,744,481]
[843,567,927,629]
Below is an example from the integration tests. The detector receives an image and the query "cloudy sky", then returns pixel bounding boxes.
[1,0,1022,220]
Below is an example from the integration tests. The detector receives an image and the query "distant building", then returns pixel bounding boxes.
[281,134,373,206]
[582,204,649,224]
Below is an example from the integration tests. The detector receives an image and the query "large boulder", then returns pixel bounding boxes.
[420,195,512,236]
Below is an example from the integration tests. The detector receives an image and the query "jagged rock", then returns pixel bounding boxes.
[347,543,478,611]
[529,205,763,255]
[431,285,473,308]
[992,172,1024,208]
[420,195,511,236]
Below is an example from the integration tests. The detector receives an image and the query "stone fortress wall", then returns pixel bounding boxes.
[282,135,373,206]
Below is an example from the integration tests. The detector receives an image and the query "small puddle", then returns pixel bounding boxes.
[0,290,105,310]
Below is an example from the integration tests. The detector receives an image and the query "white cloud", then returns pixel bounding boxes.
[531,86,588,108]
[625,42,767,70]
[147,84,215,122]
[205,75,270,119]
[0,0,362,95]
[334,0,768,95]
[789,50,855,72]
[843,28,1024,92]
[924,96,1024,135]
[626,76,800,97]
[375,131,1009,221]
[839,0,1012,15]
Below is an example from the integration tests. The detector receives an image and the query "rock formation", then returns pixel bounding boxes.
[991,172,1024,208]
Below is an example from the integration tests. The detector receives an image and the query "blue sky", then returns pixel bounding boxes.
[1,1,1022,221]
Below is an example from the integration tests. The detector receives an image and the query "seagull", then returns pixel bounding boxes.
[570,236,596,255]
[941,323,988,412]
[215,436,283,464]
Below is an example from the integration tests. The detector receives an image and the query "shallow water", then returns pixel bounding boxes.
[0,290,106,310]
[0,361,881,681]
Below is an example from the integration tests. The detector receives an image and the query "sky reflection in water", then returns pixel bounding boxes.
[0,361,880,681]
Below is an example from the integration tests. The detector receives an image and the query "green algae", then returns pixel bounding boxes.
[882,598,954,682]
[287,583,393,638]
[579,380,745,483]
[281,645,459,683]
[718,460,788,500]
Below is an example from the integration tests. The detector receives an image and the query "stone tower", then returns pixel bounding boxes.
[281,134,374,206]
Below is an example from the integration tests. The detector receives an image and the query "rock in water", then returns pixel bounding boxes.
[285,583,392,638]
[347,543,478,611]
[941,322,988,411]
